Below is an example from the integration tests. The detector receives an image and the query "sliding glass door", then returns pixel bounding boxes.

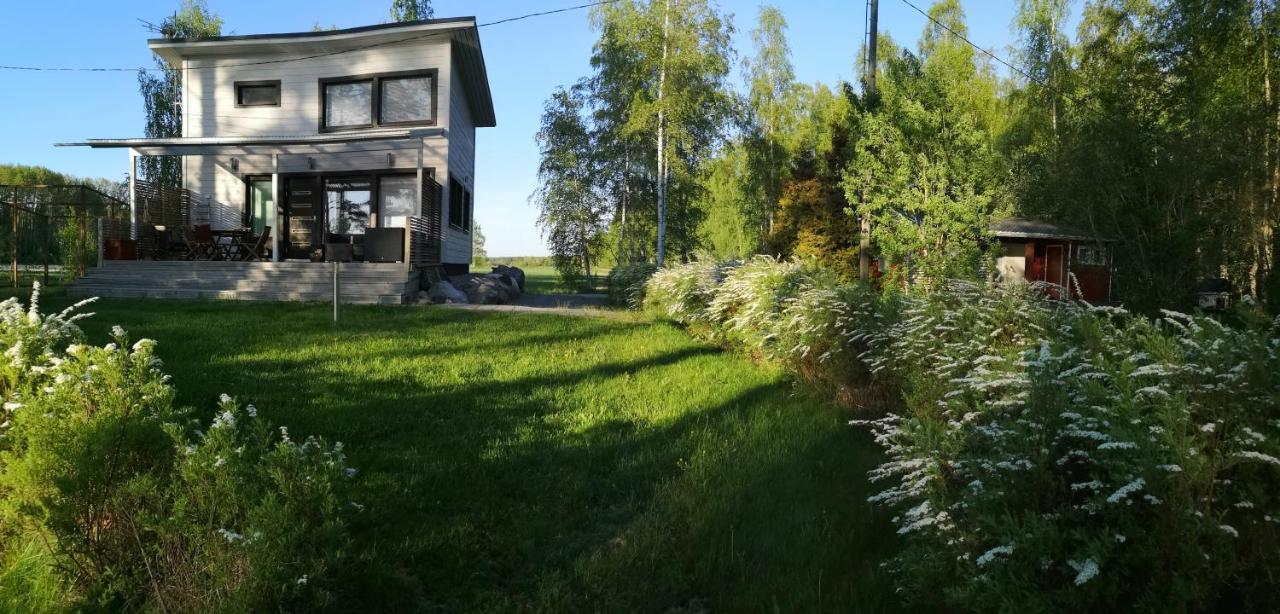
[324,177,372,239]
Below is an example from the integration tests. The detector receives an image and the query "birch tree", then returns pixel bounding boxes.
[136,0,222,189]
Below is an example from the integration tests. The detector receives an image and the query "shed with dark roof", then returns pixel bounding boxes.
[991,217,1113,302]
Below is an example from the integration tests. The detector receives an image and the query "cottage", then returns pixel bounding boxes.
[992,217,1114,303]
[59,17,494,303]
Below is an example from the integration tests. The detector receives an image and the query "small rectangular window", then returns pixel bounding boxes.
[380,75,434,124]
[323,80,374,128]
[1076,245,1108,267]
[235,81,280,107]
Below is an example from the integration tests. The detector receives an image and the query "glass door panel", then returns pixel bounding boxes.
[378,175,416,228]
[248,179,273,235]
[324,177,372,238]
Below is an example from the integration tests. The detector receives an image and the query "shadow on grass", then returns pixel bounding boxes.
[58,297,896,612]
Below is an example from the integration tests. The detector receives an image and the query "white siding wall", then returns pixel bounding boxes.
[442,52,477,265]
[179,39,454,229]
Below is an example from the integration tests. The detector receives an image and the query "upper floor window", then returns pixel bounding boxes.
[235,80,280,107]
[321,70,437,131]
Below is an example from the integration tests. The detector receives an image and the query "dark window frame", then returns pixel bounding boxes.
[318,69,439,133]
[447,177,471,233]
[256,169,434,231]
[234,80,281,107]
[242,175,274,228]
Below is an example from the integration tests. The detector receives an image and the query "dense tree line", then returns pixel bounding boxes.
[533,0,1280,313]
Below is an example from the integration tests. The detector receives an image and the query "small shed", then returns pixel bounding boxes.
[991,217,1114,303]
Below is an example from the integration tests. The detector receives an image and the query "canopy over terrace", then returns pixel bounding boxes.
[57,128,445,263]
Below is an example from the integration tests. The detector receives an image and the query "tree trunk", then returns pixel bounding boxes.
[1265,0,1278,302]
[618,148,630,265]
[655,0,671,267]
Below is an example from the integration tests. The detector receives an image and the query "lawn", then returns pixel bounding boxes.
[520,265,610,294]
[13,288,895,612]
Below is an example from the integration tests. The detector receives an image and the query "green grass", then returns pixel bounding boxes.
[13,290,896,612]
[522,265,610,294]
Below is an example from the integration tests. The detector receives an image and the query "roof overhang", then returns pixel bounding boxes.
[991,217,1115,243]
[147,17,496,128]
[56,128,446,156]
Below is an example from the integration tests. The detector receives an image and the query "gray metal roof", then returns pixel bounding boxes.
[990,217,1114,242]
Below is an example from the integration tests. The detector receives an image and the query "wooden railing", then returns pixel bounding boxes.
[135,180,239,230]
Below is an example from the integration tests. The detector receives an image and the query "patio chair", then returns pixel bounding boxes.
[235,227,271,261]
[183,225,217,260]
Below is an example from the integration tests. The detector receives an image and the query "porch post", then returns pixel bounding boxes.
[271,154,280,262]
[128,150,138,240]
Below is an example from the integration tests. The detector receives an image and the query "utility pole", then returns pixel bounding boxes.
[859,0,878,282]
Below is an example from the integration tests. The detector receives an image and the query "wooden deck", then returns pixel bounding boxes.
[69,260,417,305]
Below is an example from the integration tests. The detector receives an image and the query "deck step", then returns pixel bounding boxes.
[71,261,417,305]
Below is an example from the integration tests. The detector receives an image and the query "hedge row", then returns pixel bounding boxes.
[642,257,1280,612]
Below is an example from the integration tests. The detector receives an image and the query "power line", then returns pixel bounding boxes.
[0,0,623,74]
[898,0,1044,88]
[479,0,621,27]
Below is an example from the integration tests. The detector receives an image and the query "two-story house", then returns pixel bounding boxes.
[62,16,494,303]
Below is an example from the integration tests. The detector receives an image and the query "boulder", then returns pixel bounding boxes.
[491,265,526,290]
[426,280,469,304]
[455,274,516,304]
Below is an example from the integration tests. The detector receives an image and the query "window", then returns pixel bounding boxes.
[235,80,280,107]
[448,177,470,232]
[323,80,374,129]
[380,76,433,124]
[1076,245,1108,267]
[448,178,463,230]
[325,177,372,237]
[462,189,472,231]
[378,175,417,228]
[320,70,436,131]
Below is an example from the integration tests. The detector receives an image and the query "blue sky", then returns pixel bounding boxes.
[0,1,1078,256]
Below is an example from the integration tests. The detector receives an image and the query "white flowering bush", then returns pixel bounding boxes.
[857,285,1280,611]
[638,258,1280,610]
[0,285,358,611]
[642,258,740,326]
[704,256,834,354]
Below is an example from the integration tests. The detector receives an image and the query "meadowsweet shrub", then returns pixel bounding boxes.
[704,256,834,353]
[606,262,658,306]
[772,282,902,407]
[642,258,740,326]
[0,285,357,611]
[856,283,1280,612]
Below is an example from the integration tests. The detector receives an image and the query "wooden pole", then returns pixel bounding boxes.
[271,154,281,262]
[43,210,50,287]
[11,187,18,288]
[128,150,138,240]
[860,0,878,283]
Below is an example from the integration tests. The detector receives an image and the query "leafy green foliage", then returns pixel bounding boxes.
[0,287,355,611]
[642,255,1280,611]
[137,1,222,188]
[605,261,658,306]
[532,87,611,285]
[389,0,432,22]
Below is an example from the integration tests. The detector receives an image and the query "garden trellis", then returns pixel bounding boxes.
[0,184,129,286]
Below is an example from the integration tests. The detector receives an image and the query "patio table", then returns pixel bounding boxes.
[211,229,251,260]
